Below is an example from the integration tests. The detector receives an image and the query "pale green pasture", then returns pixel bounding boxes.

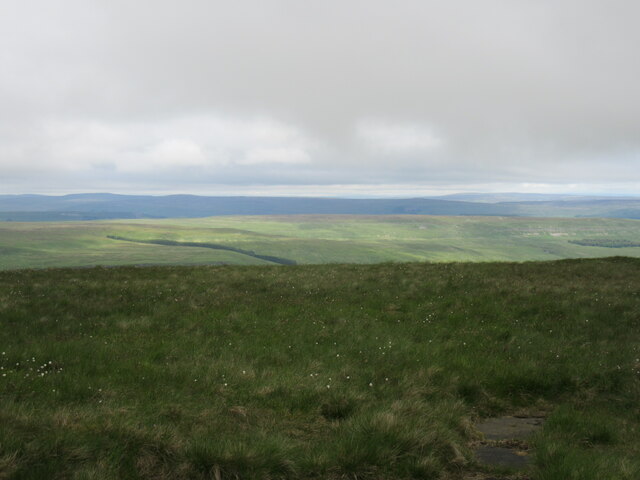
[1,215,640,269]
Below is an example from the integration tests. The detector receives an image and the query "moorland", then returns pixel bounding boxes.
[1,195,639,479]
[1,258,639,479]
[1,215,640,270]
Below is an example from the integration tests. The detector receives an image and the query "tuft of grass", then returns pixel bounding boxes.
[320,393,358,421]
[186,435,298,479]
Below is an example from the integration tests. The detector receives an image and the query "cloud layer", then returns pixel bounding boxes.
[1,0,639,194]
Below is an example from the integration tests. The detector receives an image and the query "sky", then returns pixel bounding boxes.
[1,0,639,197]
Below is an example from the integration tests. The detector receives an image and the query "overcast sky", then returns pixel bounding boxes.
[1,0,639,196]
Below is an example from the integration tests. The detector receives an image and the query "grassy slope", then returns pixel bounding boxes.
[0,223,270,269]
[1,258,639,479]
[2,215,640,269]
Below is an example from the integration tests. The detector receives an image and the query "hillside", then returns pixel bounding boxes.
[0,194,514,220]
[1,215,640,270]
[2,194,640,221]
[1,258,639,479]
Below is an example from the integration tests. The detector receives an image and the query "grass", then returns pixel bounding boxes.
[1,257,639,479]
[2,215,640,270]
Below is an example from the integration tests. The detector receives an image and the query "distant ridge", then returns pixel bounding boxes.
[433,192,640,203]
[0,194,515,219]
[0,193,639,221]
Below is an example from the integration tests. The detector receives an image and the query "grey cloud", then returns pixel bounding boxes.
[0,0,639,194]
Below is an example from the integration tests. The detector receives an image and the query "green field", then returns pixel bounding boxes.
[2,215,640,270]
[1,258,639,479]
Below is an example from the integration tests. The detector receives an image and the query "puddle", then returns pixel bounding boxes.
[475,445,530,468]
[477,416,544,441]
[473,416,544,470]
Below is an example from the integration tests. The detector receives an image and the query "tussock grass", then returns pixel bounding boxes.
[0,257,639,478]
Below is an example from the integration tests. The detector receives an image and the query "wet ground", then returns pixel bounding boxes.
[476,416,545,442]
[468,415,545,478]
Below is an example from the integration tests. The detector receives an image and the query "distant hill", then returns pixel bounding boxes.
[1,193,639,221]
[0,194,516,220]
[434,192,636,203]
[505,198,640,219]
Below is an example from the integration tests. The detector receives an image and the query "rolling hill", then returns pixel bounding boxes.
[2,193,640,221]
[1,215,640,270]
